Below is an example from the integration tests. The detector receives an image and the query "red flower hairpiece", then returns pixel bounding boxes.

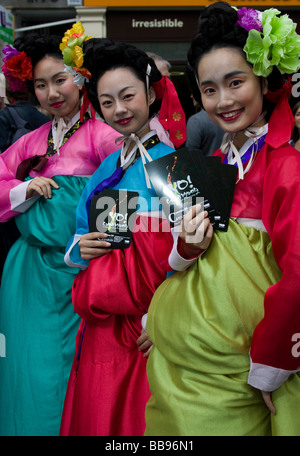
[2,45,33,92]
[4,52,33,81]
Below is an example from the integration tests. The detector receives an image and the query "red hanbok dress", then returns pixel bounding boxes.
[60,136,179,436]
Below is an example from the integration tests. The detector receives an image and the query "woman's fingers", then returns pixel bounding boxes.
[181,204,212,243]
[27,177,59,199]
[261,390,276,415]
[79,232,111,247]
[79,232,112,260]
[137,329,153,358]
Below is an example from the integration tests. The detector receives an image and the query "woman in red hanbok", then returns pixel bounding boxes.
[60,38,188,436]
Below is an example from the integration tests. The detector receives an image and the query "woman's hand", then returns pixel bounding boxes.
[261,390,276,415]
[26,176,59,199]
[79,232,112,260]
[137,328,153,358]
[179,203,214,257]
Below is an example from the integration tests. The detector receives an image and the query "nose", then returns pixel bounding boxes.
[48,83,59,100]
[115,99,127,116]
[217,88,234,111]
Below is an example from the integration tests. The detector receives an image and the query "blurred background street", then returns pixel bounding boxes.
[1,0,300,120]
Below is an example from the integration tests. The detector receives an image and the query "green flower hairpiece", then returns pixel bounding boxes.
[60,22,93,86]
[243,8,300,77]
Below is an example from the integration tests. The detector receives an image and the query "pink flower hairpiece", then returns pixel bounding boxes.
[235,7,263,32]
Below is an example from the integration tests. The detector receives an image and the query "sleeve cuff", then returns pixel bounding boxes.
[168,228,203,271]
[248,357,300,392]
[141,313,148,330]
[64,233,88,270]
[10,181,40,213]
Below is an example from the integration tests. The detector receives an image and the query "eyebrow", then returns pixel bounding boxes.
[200,70,247,87]
[33,72,66,83]
[99,85,135,98]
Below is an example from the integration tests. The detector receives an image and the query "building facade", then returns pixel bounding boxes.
[1,0,300,117]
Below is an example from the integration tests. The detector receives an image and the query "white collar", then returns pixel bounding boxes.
[221,122,268,180]
[51,111,81,154]
[52,111,81,131]
[226,123,268,164]
[117,129,157,188]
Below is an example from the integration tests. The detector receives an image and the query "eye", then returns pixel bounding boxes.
[56,77,66,84]
[230,79,242,87]
[202,87,215,95]
[35,82,45,90]
[124,93,134,100]
[101,99,112,107]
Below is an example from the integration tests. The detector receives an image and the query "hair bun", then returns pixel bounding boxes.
[188,1,248,69]
[83,38,161,83]
[14,33,61,67]
[198,2,237,38]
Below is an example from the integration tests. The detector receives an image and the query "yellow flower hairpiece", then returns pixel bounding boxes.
[60,22,93,86]
[60,22,86,52]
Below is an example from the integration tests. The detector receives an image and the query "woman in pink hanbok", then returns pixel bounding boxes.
[0,29,120,436]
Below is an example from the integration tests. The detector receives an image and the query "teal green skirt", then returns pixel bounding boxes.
[145,219,300,436]
[0,175,88,436]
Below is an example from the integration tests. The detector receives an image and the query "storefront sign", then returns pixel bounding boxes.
[0,6,13,45]
[107,10,198,40]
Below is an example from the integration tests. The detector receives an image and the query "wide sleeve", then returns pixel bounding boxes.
[71,215,173,322]
[248,146,300,391]
[0,130,46,222]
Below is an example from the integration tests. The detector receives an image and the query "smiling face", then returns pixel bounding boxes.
[97,67,156,139]
[33,56,81,120]
[197,47,268,138]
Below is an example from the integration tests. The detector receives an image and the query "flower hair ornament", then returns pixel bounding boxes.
[1,45,33,92]
[60,22,95,121]
[215,5,300,180]
[237,7,300,77]
[60,22,93,87]
[235,7,300,153]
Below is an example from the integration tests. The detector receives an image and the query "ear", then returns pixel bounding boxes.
[148,86,156,106]
[262,77,268,96]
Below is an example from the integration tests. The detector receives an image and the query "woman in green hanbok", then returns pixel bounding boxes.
[0,28,119,436]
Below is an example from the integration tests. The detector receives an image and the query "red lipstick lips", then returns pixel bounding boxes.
[219,109,243,121]
[117,117,132,126]
[51,102,64,109]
